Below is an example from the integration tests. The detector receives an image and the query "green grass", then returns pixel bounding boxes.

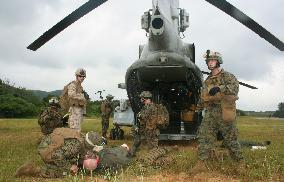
[0,117,283,181]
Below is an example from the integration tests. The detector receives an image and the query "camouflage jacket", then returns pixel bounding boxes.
[38,106,63,135]
[138,102,159,130]
[67,81,86,108]
[199,69,239,108]
[97,146,131,169]
[101,99,113,115]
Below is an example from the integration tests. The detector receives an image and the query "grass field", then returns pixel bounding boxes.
[0,116,283,181]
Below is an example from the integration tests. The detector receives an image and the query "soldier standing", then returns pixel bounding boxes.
[38,97,64,135]
[192,50,243,172]
[100,94,114,138]
[66,68,88,132]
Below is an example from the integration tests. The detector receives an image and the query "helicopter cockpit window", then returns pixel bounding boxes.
[141,10,152,32]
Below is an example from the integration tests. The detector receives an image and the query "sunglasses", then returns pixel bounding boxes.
[77,75,86,78]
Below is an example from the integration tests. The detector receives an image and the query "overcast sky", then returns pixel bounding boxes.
[0,0,283,111]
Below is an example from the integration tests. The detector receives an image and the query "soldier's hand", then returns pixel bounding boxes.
[209,87,221,96]
[70,165,78,176]
[82,90,90,100]
[133,125,139,133]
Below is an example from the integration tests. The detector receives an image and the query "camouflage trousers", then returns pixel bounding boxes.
[142,128,159,150]
[101,113,110,137]
[68,106,84,132]
[198,106,243,161]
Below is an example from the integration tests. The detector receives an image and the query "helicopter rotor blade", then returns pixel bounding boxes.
[204,0,284,51]
[202,71,258,89]
[27,0,108,51]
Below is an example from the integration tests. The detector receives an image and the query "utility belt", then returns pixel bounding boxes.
[69,98,86,108]
[206,102,221,109]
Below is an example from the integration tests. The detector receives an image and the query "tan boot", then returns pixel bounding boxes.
[190,160,208,174]
[15,161,41,177]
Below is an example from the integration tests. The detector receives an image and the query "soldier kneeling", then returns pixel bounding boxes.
[38,97,65,135]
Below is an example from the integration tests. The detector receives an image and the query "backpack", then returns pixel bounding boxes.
[59,82,72,112]
[155,104,169,128]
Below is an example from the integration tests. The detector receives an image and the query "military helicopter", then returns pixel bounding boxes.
[27,0,284,140]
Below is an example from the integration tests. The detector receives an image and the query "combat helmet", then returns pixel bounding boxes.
[106,94,114,100]
[139,91,152,98]
[75,68,86,77]
[85,131,107,148]
[203,50,223,64]
[49,97,59,106]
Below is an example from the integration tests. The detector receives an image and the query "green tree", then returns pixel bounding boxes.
[0,94,39,118]
[273,102,284,118]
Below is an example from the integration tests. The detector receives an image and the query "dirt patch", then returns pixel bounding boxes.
[127,172,240,182]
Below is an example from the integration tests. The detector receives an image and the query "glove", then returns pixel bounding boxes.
[101,137,107,145]
[209,87,221,96]
[82,90,90,100]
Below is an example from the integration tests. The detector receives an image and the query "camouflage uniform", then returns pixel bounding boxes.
[101,97,113,137]
[68,81,86,132]
[138,102,160,149]
[198,69,243,161]
[38,106,63,135]
[37,128,84,177]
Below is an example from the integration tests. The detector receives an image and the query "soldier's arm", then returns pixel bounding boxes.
[67,83,85,101]
[219,73,239,95]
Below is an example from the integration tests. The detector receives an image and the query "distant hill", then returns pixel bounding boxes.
[30,90,62,100]
[0,79,42,117]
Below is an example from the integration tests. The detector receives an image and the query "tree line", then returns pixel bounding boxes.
[0,79,117,118]
[1,78,283,118]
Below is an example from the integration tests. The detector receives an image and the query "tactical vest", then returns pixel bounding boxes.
[68,81,86,107]
[155,104,169,128]
[38,107,63,135]
[60,81,86,111]
[39,128,83,163]
[202,70,238,122]
[139,103,169,130]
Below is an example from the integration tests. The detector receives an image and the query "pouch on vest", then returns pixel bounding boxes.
[155,104,169,128]
[221,95,237,122]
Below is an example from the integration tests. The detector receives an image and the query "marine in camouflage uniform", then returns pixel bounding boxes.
[100,94,114,138]
[197,50,243,162]
[38,97,63,135]
[15,128,105,178]
[130,91,169,155]
[68,68,87,132]
[15,128,131,178]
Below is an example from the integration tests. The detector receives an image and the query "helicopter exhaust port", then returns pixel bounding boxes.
[150,15,164,36]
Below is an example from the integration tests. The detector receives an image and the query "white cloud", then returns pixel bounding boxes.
[0,0,283,110]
